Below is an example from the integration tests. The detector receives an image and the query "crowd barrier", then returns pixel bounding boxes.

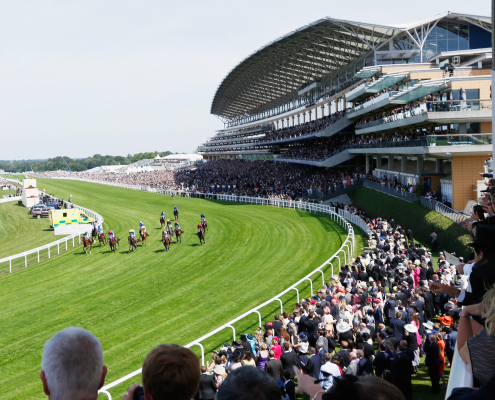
[420,197,470,224]
[0,191,104,273]
[363,180,417,202]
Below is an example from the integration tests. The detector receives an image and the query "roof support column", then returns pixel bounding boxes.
[292,115,295,127]
[417,157,424,175]
[321,103,325,118]
[309,109,312,122]
[315,107,317,120]
[387,156,393,171]
[298,114,300,126]
[401,156,408,172]
[365,154,370,174]
[436,159,444,174]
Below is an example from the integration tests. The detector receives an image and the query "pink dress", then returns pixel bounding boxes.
[413,267,421,288]
[272,343,282,360]
[413,320,422,345]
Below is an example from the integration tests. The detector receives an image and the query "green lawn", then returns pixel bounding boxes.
[0,179,354,400]
[0,201,60,260]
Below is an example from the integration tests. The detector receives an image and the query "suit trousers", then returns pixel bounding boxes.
[428,366,440,393]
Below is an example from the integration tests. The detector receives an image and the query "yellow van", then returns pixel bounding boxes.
[49,209,94,228]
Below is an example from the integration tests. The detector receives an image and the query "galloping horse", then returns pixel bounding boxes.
[160,217,166,228]
[174,208,179,220]
[175,226,183,243]
[163,235,171,251]
[108,237,120,252]
[91,226,98,240]
[81,237,94,254]
[140,227,149,246]
[98,232,106,246]
[201,218,208,232]
[197,228,205,245]
[167,224,174,238]
[128,236,139,252]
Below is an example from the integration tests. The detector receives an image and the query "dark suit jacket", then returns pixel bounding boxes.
[272,320,283,336]
[197,373,217,400]
[392,352,413,385]
[373,351,391,377]
[358,356,374,376]
[403,347,415,364]
[265,359,283,382]
[374,307,384,328]
[280,351,298,379]
[390,318,406,341]
[413,300,425,317]
[425,341,440,369]
[304,354,322,379]
[385,336,398,352]
[384,300,396,319]
[305,319,319,339]
[359,342,375,359]
[423,291,435,319]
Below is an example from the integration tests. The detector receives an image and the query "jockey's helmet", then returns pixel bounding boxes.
[129,229,133,233]
[109,230,113,234]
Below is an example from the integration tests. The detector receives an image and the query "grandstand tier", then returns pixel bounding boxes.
[202,12,493,211]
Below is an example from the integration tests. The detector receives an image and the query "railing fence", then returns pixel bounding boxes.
[420,197,470,223]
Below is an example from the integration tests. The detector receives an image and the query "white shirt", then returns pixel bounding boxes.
[319,361,341,389]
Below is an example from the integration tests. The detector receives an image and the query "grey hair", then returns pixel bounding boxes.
[42,327,104,400]
[316,337,328,352]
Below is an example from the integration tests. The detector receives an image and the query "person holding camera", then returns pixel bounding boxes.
[119,344,200,400]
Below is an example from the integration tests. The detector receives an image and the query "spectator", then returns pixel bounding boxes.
[216,366,281,400]
[40,327,107,400]
[196,366,217,400]
[265,350,283,382]
[425,334,441,394]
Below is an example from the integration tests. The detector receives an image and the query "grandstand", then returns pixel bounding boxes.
[201,12,493,210]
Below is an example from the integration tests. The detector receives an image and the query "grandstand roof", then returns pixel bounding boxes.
[211,12,490,121]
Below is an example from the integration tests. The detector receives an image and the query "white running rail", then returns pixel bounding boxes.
[0,191,104,273]
[420,197,470,223]
[95,194,362,399]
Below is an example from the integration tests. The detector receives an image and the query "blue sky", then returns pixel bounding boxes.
[0,0,490,159]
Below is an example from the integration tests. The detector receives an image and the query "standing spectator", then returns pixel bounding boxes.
[280,370,296,400]
[391,345,413,400]
[407,227,414,247]
[430,231,439,252]
[196,366,217,400]
[280,342,298,379]
[346,352,359,376]
[319,353,342,391]
[373,343,391,377]
[216,366,281,400]
[265,350,283,382]
[436,332,448,390]
[40,327,108,400]
[390,312,406,341]
[384,294,397,326]
[256,343,269,370]
[425,334,441,394]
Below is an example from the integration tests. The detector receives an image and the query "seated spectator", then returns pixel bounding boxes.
[40,327,107,400]
[122,344,200,400]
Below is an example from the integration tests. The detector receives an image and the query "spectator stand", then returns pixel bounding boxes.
[363,180,417,202]
[98,196,361,399]
[0,192,103,274]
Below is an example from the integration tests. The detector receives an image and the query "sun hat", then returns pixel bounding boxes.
[336,321,352,333]
[404,324,418,333]
[438,316,453,326]
[299,331,309,341]
[213,365,226,375]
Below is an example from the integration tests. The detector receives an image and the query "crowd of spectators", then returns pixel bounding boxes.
[0,177,21,197]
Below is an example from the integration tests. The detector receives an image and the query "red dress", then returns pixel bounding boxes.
[437,339,445,373]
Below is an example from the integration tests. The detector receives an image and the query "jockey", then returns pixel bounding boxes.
[162,230,169,238]
[161,211,165,219]
[174,221,180,230]
[174,206,178,213]
[108,230,114,239]
[201,213,205,221]
[166,219,172,228]
[141,225,147,234]
[139,221,144,229]
[83,231,91,241]
[129,229,135,238]
[97,225,103,234]
[197,223,203,233]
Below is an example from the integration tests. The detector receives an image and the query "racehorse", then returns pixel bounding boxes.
[128,236,139,252]
[174,208,179,220]
[201,219,208,232]
[91,226,98,240]
[81,237,93,254]
[140,227,149,246]
[175,226,183,243]
[98,232,106,246]
[108,237,120,252]
[167,224,174,238]
[197,228,205,245]
[163,235,171,251]
[160,217,166,228]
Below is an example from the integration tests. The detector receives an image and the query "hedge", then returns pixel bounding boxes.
[350,187,473,259]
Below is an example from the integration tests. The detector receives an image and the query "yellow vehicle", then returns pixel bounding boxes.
[49,209,93,228]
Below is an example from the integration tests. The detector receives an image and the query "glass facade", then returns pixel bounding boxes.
[423,22,469,60]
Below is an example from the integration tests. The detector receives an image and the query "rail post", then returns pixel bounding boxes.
[304,278,313,296]
[250,310,262,328]
[38,251,40,262]
[25,254,27,268]
[226,324,236,342]
[9,259,12,273]
[291,287,300,303]
[190,342,205,366]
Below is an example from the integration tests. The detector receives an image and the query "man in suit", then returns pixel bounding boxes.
[412,294,425,320]
[356,349,373,376]
[302,347,321,380]
[390,311,406,341]
[384,327,398,352]
[345,352,359,376]
[399,340,415,366]
[407,227,414,247]
[373,302,384,332]
[279,342,298,379]
[272,315,283,336]
[329,299,338,320]
[422,288,435,322]
[305,313,319,347]
[358,267,368,282]
[425,334,441,394]
[265,350,283,382]
[197,366,217,400]
[373,343,391,377]
[383,294,396,326]
[392,345,413,400]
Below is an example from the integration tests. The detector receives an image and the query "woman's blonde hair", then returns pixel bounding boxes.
[260,342,267,351]
[385,341,394,353]
[481,285,495,336]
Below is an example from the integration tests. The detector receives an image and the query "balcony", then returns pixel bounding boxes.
[346,73,409,102]
[346,91,398,118]
[355,100,492,135]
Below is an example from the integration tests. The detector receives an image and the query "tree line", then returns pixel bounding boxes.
[0,152,174,172]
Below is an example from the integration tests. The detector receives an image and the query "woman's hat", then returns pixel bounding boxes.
[213,365,226,375]
[470,223,495,251]
[404,324,418,333]
[438,316,453,326]
[231,349,243,361]
[336,321,352,333]
[345,305,353,312]
[299,331,309,341]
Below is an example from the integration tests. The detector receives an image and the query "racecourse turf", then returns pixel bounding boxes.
[0,179,353,399]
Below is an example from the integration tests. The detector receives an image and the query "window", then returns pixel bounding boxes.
[63,212,67,217]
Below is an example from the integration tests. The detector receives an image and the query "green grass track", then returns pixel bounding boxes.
[0,179,355,399]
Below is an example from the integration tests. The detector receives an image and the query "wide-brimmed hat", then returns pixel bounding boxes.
[423,321,434,330]
[299,332,309,341]
[336,321,352,333]
[469,223,495,251]
[404,324,418,333]
[439,316,453,326]
[346,305,353,312]
[231,349,243,361]
[213,365,226,375]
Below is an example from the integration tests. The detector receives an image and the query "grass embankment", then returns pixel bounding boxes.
[350,187,472,259]
[0,179,356,400]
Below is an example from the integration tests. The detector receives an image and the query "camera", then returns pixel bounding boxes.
[133,386,145,400]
